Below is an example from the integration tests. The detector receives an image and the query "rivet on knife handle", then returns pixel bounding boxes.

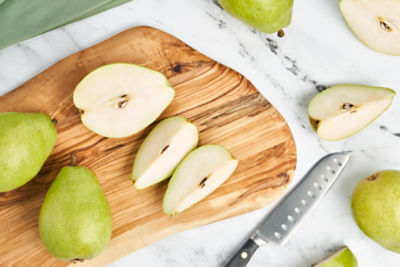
[224,151,352,267]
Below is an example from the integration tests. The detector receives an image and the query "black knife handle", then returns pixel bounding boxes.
[225,238,259,267]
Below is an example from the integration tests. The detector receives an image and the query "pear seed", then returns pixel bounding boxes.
[199,177,208,188]
[118,100,128,109]
[380,20,392,32]
[161,145,170,154]
[277,29,285,38]
[342,103,354,109]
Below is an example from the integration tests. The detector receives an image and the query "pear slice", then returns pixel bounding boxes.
[163,145,238,215]
[313,246,358,267]
[73,63,175,138]
[308,84,396,141]
[339,0,400,55]
[132,116,198,190]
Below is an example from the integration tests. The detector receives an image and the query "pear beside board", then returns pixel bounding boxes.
[339,0,400,56]
[313,247,358,267]
[218,0,294,33]
[0,112,57,192]
[39,166,112,261]
[308,85,395,141]
[352,170,400,253]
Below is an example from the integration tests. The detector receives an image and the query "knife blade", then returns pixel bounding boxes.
[225,151,352,267]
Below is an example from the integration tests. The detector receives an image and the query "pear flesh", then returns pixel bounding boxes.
[0,112,57,192]
[163,145,238,215]
[351,170,400,253]
[313,247,358,267]
[308,85,396,141]
[39,166,112,261]
[218,0,293,34]
[132,116,198,190]
[73,63,175,138]
[340,0,400,55]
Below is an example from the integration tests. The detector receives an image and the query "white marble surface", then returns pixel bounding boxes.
[1,0,399,266]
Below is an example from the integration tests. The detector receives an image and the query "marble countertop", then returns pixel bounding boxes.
[1,0,399,266]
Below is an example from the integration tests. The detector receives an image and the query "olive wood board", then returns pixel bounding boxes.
[0,26,297,266]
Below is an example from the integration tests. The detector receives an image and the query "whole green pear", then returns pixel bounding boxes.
[39,166,112,261]
[0,112,57,192]
[351,170,400,253]
[218,0,294,33]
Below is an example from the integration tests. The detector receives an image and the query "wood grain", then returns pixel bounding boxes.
[0,26,297,266]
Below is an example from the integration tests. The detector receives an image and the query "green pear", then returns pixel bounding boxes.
[308,84,396,141]
[0,112,57,192]
[73,63,175,138]
[132,116,198,189]
[313,247,358,267]
[163,145,238,215]
[340,0,400,56]
[352,170,400,253]
[218,0,294,34]
[39,166,112,261]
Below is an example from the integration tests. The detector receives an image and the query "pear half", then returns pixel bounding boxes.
[313,247,358,267]
[163,145,238,215]
[340,0,400,55]
[73,63,175,138]
[132,116,198,190]
[308,84,396,141]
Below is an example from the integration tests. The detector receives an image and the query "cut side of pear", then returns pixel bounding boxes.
[73,63,175,138]
[313,246,358,267]
[309,84,396,141]
[132,116,198,190]
[163,145,238,215]
[340,0,400,55]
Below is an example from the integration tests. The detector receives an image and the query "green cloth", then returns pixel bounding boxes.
[0,0,131,51]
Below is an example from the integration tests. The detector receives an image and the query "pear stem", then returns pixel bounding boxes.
[70,153,77,166]
[51,118,58,126]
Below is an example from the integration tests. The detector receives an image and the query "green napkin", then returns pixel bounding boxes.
[0,0,131,51]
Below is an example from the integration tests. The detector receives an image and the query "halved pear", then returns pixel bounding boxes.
[313,246,358,267]
[340,0,400,55]
[308,84,396,141]
[132,116,198,190]
[73,63,175,138]
[163,145,238,215]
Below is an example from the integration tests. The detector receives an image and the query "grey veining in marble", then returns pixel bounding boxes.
[0,0,399,266]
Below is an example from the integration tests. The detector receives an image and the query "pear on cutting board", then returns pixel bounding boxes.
[218,0,294,34]
[132,116,199,189]
[313,247,358,267]
[0,112,57,192]
[163,145,238,215]
[339,0,400,55]
[308,84,396,141]
[73,63,175,138]
[352,170,400,253]
[39,166,112,261]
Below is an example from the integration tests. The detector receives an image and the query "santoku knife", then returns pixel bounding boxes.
[225,151,352,267]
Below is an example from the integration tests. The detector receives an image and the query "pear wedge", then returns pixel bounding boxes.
[308,84,395,141]
[132,116,198,190]
[73,63,175,138]
[163,145,238,215]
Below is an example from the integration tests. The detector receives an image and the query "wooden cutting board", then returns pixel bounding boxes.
[0,26,296,266]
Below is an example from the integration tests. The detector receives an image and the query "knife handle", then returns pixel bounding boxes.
[225,239,259,267]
